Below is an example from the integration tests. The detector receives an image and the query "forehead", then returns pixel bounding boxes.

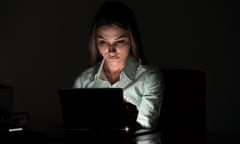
[96,25,129,38]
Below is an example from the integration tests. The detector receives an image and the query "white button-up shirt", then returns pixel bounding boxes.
[73,56,164,129]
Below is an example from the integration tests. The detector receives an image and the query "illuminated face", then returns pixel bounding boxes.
[96,25,131,67]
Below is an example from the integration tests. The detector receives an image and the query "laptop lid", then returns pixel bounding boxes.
[59,88,127,131]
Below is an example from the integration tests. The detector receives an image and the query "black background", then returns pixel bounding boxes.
[0,0,239,137]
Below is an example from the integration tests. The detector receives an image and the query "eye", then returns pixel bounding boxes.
[99,40,106,44]
[117,40,125,44]
[98,40,107,45]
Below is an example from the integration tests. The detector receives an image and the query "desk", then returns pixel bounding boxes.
[2,128,162,144]
[2,128,208,144]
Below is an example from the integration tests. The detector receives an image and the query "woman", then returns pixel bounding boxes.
[73,1,164,134]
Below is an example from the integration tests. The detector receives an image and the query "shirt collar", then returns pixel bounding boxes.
[94,56,139,81]
[122,56,138,81]
[96,58,107,80]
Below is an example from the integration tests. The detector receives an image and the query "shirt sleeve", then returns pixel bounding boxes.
[136,67,164,129]
[73,76,82,88]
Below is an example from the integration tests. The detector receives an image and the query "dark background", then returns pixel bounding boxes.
[0,0,238,138]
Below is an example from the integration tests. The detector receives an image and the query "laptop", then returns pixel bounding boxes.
[59,88,127,132]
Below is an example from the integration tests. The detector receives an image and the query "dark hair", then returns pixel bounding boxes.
[88,1,147,65]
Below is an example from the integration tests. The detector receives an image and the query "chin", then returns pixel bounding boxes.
[108,60,120,65]
[107,59,120,64]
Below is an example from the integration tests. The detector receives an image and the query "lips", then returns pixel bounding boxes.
[107,56,120,62]
[108,56,119,59]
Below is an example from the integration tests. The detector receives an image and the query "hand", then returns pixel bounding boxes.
[123,102,141,133]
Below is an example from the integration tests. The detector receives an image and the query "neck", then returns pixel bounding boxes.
[103,62,125,84]
[104,61,125,74]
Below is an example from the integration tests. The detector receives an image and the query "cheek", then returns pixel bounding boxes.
[114,48,128,58]
[98,47,107,55]
[120,46,131,55]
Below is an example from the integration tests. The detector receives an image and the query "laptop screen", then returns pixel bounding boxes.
[59,88,127,131]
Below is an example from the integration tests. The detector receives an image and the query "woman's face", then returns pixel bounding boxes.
[96,25,131,67]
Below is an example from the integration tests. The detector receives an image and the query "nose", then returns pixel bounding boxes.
[108,46,116,53]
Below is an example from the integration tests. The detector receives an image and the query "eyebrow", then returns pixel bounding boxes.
[96,34,129,40]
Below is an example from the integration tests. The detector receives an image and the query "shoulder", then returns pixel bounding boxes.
[80,66,97,77]
[137,64,162,77]
[137,64,164,85]
[77,65,98,80]
[73,65,98,88]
